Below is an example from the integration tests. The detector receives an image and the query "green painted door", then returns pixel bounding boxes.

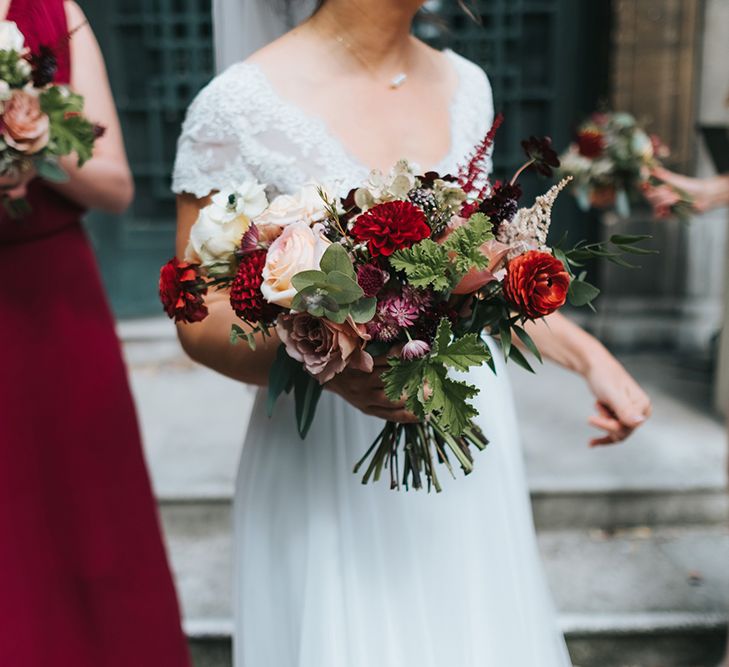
[82,0,610,318]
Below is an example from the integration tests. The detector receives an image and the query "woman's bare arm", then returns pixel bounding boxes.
[46,1,134,214]
[523,312,652,446]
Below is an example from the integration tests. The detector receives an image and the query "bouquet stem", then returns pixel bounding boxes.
[353,420,489,492]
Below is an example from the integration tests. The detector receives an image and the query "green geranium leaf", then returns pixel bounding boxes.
[350,297,377,324]
[432,319,489,372]
[422,365,478,436]
[41,87,96,166]
[382,358,424,411]
[390,239,451,291]
[443,212,494,276]
[320,243,356,278]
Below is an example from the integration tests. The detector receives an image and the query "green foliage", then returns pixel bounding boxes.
[389,239,451,291]
[0,50,29,87]
[390,213,494,292]
[442,212,494,276]
[291,245,365,321]
[40,87,96,166]
[382,319,490,436]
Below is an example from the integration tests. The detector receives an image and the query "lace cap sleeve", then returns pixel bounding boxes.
[172,66,256,198]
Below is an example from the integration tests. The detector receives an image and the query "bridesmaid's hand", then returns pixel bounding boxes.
[584,354,652,447]
[0,168,36,200]
[326,355,419,424]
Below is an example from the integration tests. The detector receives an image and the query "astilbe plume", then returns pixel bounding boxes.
[457,112,504,200]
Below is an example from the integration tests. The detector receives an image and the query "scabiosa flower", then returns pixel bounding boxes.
[230,249,279,324]
[401,339,431,361]
[411,303,458,344]
[479,181,523,231]
[357,263,388,298]
[159,258,208,323]
[351,200,430,257]
[521,136,560,177]
[576,129,606,159]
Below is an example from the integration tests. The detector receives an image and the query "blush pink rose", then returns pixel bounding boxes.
[2,89,50,154]
[276,313,374,384]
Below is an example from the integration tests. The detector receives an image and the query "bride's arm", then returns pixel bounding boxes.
[175,193,278,386]
[522,312,652,446]
[175,193,417,423]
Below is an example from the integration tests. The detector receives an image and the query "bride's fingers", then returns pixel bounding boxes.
[366,406,419,423]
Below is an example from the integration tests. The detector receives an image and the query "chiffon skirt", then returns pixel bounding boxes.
[233,340,571,667]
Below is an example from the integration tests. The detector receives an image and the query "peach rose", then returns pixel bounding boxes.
[276,313,374,384]
[2,89,50,154]
[452,239,512,295]
[260,222,331,308]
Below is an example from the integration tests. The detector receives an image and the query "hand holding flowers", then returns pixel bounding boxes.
[0,20,101,217]
[161,115,653,492]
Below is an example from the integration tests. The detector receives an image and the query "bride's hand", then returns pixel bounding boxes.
[326,355,419,424]
[584,355,652,447]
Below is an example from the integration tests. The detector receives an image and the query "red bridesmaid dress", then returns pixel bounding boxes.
[0,1,191,666]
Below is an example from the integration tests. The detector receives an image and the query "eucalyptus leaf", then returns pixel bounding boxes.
[292,270,327,291]
[350,297,377,324]
[35,159,69,183]
[320,243,356,278]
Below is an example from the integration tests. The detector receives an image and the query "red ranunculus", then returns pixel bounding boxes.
[576,129,606,159]
[159,258,209,323]
[230,249,280,324]
[503,251,570,319]
[351,200,430,257]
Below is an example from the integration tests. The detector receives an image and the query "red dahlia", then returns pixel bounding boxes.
[351,200,430,258]
[230,249,279,324]
[576,129,606,159]
[159,258,209,323]
[503,251,570,319]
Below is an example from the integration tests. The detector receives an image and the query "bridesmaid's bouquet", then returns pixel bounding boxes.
[162,114,651,492]
[0,20,101,216]
[558,111,691,220]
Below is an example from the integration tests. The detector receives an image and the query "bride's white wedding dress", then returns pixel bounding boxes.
[173,49,572,667]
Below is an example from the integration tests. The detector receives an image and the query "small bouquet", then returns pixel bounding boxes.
[0,20,100,217]
[162,114,651,491]
[558,111,691,220]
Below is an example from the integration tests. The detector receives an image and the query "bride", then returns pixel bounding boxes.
[173,1,652,664]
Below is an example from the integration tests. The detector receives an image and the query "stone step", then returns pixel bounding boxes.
[161,507,729,667]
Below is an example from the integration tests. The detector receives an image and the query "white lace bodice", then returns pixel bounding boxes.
[172,49,494,198]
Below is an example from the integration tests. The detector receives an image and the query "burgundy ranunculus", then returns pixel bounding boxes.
[503,251,570,319]
[276,313,374,384]
[576,129,606,159]
[351,200,430,257]
[159,258,208,323]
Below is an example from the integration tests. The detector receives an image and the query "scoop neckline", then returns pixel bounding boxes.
[236,49,466,175]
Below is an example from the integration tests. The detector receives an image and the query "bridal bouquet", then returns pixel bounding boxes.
[558,111,691,220]
[0,20,100,216]
[161,114,650,491]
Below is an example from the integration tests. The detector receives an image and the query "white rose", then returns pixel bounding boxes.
[0,21,26,53]
[261,222,331,308]
[254,183,329,230]
[186,202,251,273]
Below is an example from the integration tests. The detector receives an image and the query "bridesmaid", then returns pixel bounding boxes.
[0,1,191,666]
